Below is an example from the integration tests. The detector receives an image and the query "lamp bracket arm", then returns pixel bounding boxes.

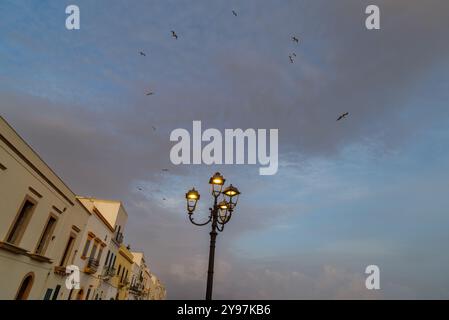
[188,213,212,226]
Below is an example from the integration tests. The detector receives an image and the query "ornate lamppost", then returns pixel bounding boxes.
[185,172,241,300]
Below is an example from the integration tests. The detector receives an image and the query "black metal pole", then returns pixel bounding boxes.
[205,197,218,300]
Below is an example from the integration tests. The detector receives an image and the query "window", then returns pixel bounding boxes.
[97,247,103,262]
[86,288,91,300]
[116,226,121,240]
[76,289,84,300]
[108,253,113,267]
[43,289,53,300]
[7,198,36,245]
[104,250,110,266]
[59,235,76,267]
[15,273,34,300]
[82,239,91,257]
[110,254,116,268]
[35,215,57,255]
[68,289,74,300]
[89,242,98,260]
[117,264,122,276]
[52,285,61,300]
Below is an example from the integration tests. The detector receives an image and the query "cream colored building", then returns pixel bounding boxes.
[0,116,90,300]
[0,116,166,300]
[129,251,147,300]
[149,274,167,300]
[127,252,166,300]
[113,244,134,300]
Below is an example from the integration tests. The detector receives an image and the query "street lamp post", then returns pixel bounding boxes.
[185,172,241,300]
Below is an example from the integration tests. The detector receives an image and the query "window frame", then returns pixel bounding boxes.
[81,237,92,259]
[5,195,38,246]
[34,213,58,256]
[15,272,35,300]
[89,239,100,260]
[59,232,77,267]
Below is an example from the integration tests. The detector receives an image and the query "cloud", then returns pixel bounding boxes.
[1,0,449,299]
[213,263,383,300]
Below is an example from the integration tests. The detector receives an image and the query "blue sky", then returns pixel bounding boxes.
[1,0,449,298]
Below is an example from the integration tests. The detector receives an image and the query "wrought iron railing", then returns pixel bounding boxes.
[85,258,99,274]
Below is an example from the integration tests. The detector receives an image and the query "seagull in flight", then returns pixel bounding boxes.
[289,55,294,64]
[171,30,178,39]
[139,51,146,57]
[336,112,349,121]
[292,36,299,43]
[146,91,154,96]
[232,10,238,17]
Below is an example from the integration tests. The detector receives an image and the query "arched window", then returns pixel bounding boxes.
[76,289,84,300]
[15,272,35,300]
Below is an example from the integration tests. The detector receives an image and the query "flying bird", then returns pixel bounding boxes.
[146,91,154,96]
[152,126,156,131]
[292,53,297,57]
[232,10,238,16]
[171,30,178,39]
[336,112,349,121]
[292,36,299,43]
[137,187,143,191]
[162,169,169,172]
[139,51,146,57]
[289,55,294,64]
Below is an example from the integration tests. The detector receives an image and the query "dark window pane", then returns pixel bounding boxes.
[8,200,34,244]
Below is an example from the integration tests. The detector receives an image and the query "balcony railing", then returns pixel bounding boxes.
[119,278,130,288]
[54,266,70,276]
[129,282,143,294]
[85,258,99,274]
[102,265,116,279]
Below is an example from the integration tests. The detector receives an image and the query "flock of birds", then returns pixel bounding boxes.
[135,9,350,198]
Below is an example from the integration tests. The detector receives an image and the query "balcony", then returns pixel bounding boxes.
[129,282,143,294]
[84,258,99,274]
[54,266,70,276]
[101,265,116,279]
[119,278,130,288]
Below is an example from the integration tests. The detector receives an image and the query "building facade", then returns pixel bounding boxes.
[0,116,165,300]
[113,244,134,300]
[129,251,151,300]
